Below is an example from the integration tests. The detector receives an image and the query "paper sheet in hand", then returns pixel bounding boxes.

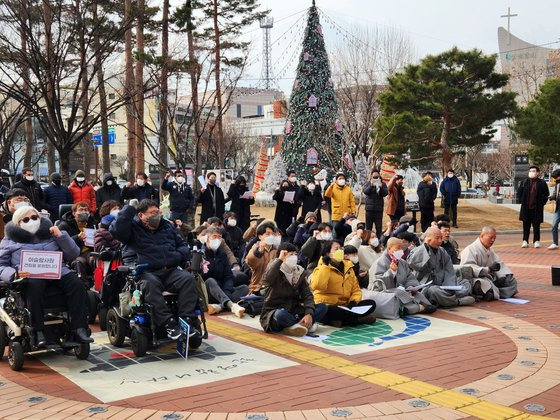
[338,305,373,315]
[84,228,96,247]
[283,191,295,202]
[20,250,63,279]
[241,191,253,199]
[406,280,432,292]
[440,285,464,291]
[499,298,530,304]
[197,175,207,189]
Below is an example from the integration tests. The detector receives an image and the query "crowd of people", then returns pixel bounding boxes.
[0,164,557,348]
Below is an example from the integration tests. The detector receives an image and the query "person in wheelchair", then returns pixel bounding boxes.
[0,206,93,346]
[58,201,96,285]
[94,200,122,254]
[110,199,201,342]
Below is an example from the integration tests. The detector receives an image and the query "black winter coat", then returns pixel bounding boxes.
[224,225,244,259]
[363,180,388,213]
[417,181,437,210]
[201,246,234,293]
[122,183,159,204]
[198,184,225,224]
[44,183,73,221]
[517,178,550,223]
[260,258,315,332]
[298,187,323,222]
[13,179,45,210]
[227,183,254,232]
[273,188,298,234]
[96,173,123,210]
[110,205,189,269]
[161,179,194,213]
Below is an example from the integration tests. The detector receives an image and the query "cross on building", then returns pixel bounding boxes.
[500,7,518,45]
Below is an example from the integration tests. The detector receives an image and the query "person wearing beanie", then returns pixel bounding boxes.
[417,172,438,232]
[324,173,356,222]
[68,169,96,213]
[95,172,123,212]
[44,172,73,223]
[293,212,318,248]
[12,167,45,211]
[0,205,93,346]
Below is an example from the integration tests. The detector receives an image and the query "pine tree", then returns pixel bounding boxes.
[262,152,287,193]
[282,1,343,180]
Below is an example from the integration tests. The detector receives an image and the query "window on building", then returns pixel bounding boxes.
[108,112,116,120]
[108,93,116,100]
[257,105,263,116]
[236,104,242,118]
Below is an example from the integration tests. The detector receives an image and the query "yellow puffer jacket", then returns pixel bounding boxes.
[324,183,356,220]
[311,259,362,306]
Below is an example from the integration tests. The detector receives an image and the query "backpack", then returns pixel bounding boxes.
[237,295,265,317]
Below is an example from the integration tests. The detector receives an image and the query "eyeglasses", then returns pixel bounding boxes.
[21,215,39,224]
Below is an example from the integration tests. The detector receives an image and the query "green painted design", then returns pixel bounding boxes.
[323,322,393,346]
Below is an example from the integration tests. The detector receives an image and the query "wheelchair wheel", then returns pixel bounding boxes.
[74,342,90,360]
[130,329,148,357]
[87,291,98,324]
[8,341,24,371]
[98,306,108,332]
[189,327,203,350]
[0,323,6,359]
[107,308,127,347]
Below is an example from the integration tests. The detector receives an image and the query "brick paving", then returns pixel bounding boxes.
[0,232,558,419]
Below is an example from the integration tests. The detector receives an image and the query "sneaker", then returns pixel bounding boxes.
[308,322,318,333]
[230,303,245,318]
[207,304,222,315]
[534,241,541,248]
[548,243,559,250]
[165,318,185,340]
[282,324,308,337]
[521,241,529,248]
[458,296,475,306]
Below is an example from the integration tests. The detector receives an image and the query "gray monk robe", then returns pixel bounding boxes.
[460,238,518,300]
[367,251,432,315]
[408,244,471,308]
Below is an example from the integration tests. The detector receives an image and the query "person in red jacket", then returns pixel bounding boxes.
[68,170,96,213]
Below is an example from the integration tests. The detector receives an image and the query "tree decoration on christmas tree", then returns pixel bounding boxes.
[284,120,293,135]
[262,152,288,193]
[282,2,343,179]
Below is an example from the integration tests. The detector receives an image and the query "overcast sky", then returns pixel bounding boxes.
[237,0,560,94]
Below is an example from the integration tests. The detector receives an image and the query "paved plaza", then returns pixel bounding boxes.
[0,232,559,419]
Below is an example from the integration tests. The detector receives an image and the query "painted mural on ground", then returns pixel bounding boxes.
[220,314,488,355]
[34,332,298,403]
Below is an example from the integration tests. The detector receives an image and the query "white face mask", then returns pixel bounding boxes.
[208,238,221,251]
[370,237,379,247]
[528,171,537,179]
[273,236,282,247]
[337,179,346,187]
[264,235,276,245]
[447,173,453,178]
[76,177,85,183]
[137,179,145,186]
[308,184,316,191]
[349,256,359,264]
[13,201,30,210]
[318,232,333,241]
[20,218,41,235]
[106,180,113,186]
[25,175,34,182]
[110,209,120,217]
[392,249,404,260]
[176,176,185,184]
[283,255,298,269]
[198,235,207,243]
[289,177,297,183]
[227,219,237,227]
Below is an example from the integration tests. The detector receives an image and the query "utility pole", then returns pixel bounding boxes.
[260,15,274,89]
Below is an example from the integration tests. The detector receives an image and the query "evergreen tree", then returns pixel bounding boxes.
[282,1,343,180]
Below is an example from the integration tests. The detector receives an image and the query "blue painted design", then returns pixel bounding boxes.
[369,316,431,347]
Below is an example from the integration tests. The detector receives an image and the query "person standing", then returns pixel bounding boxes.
[122,172,159,204]
[161,169,194,225]
[517,165,550,248]
[95,173,123,212]
[386,174,406,222]
[363,168,387,237]
[68,170,97,214]
[417,172,438,232]
[439,169,461,228]
[548,169,560,250]
[298,179,323,223]
[44,172,73,223]
[198,171,226,225]
[324,173,356,222]
[13,167,45,210]
[273,180,299,235]
[226,175,254,232]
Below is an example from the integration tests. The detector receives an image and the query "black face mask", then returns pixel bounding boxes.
[53,179,62,186]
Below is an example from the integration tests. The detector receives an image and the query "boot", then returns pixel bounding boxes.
[74,328,94,343]
[36,330,47,348]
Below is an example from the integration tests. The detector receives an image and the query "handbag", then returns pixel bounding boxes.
[361,289,401,320]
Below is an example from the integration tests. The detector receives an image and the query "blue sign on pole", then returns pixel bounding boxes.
[92,127,116,146]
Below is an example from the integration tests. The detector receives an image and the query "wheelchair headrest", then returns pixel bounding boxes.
[59,204,73,220]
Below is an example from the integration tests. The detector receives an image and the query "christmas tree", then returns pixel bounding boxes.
[262,152,287,193]
[282,1,343,180]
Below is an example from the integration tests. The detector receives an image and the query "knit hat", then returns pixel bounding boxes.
[50,172,61,181]
[75,169,85,178]
[12,206,39,225]
[305,212,317,222]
